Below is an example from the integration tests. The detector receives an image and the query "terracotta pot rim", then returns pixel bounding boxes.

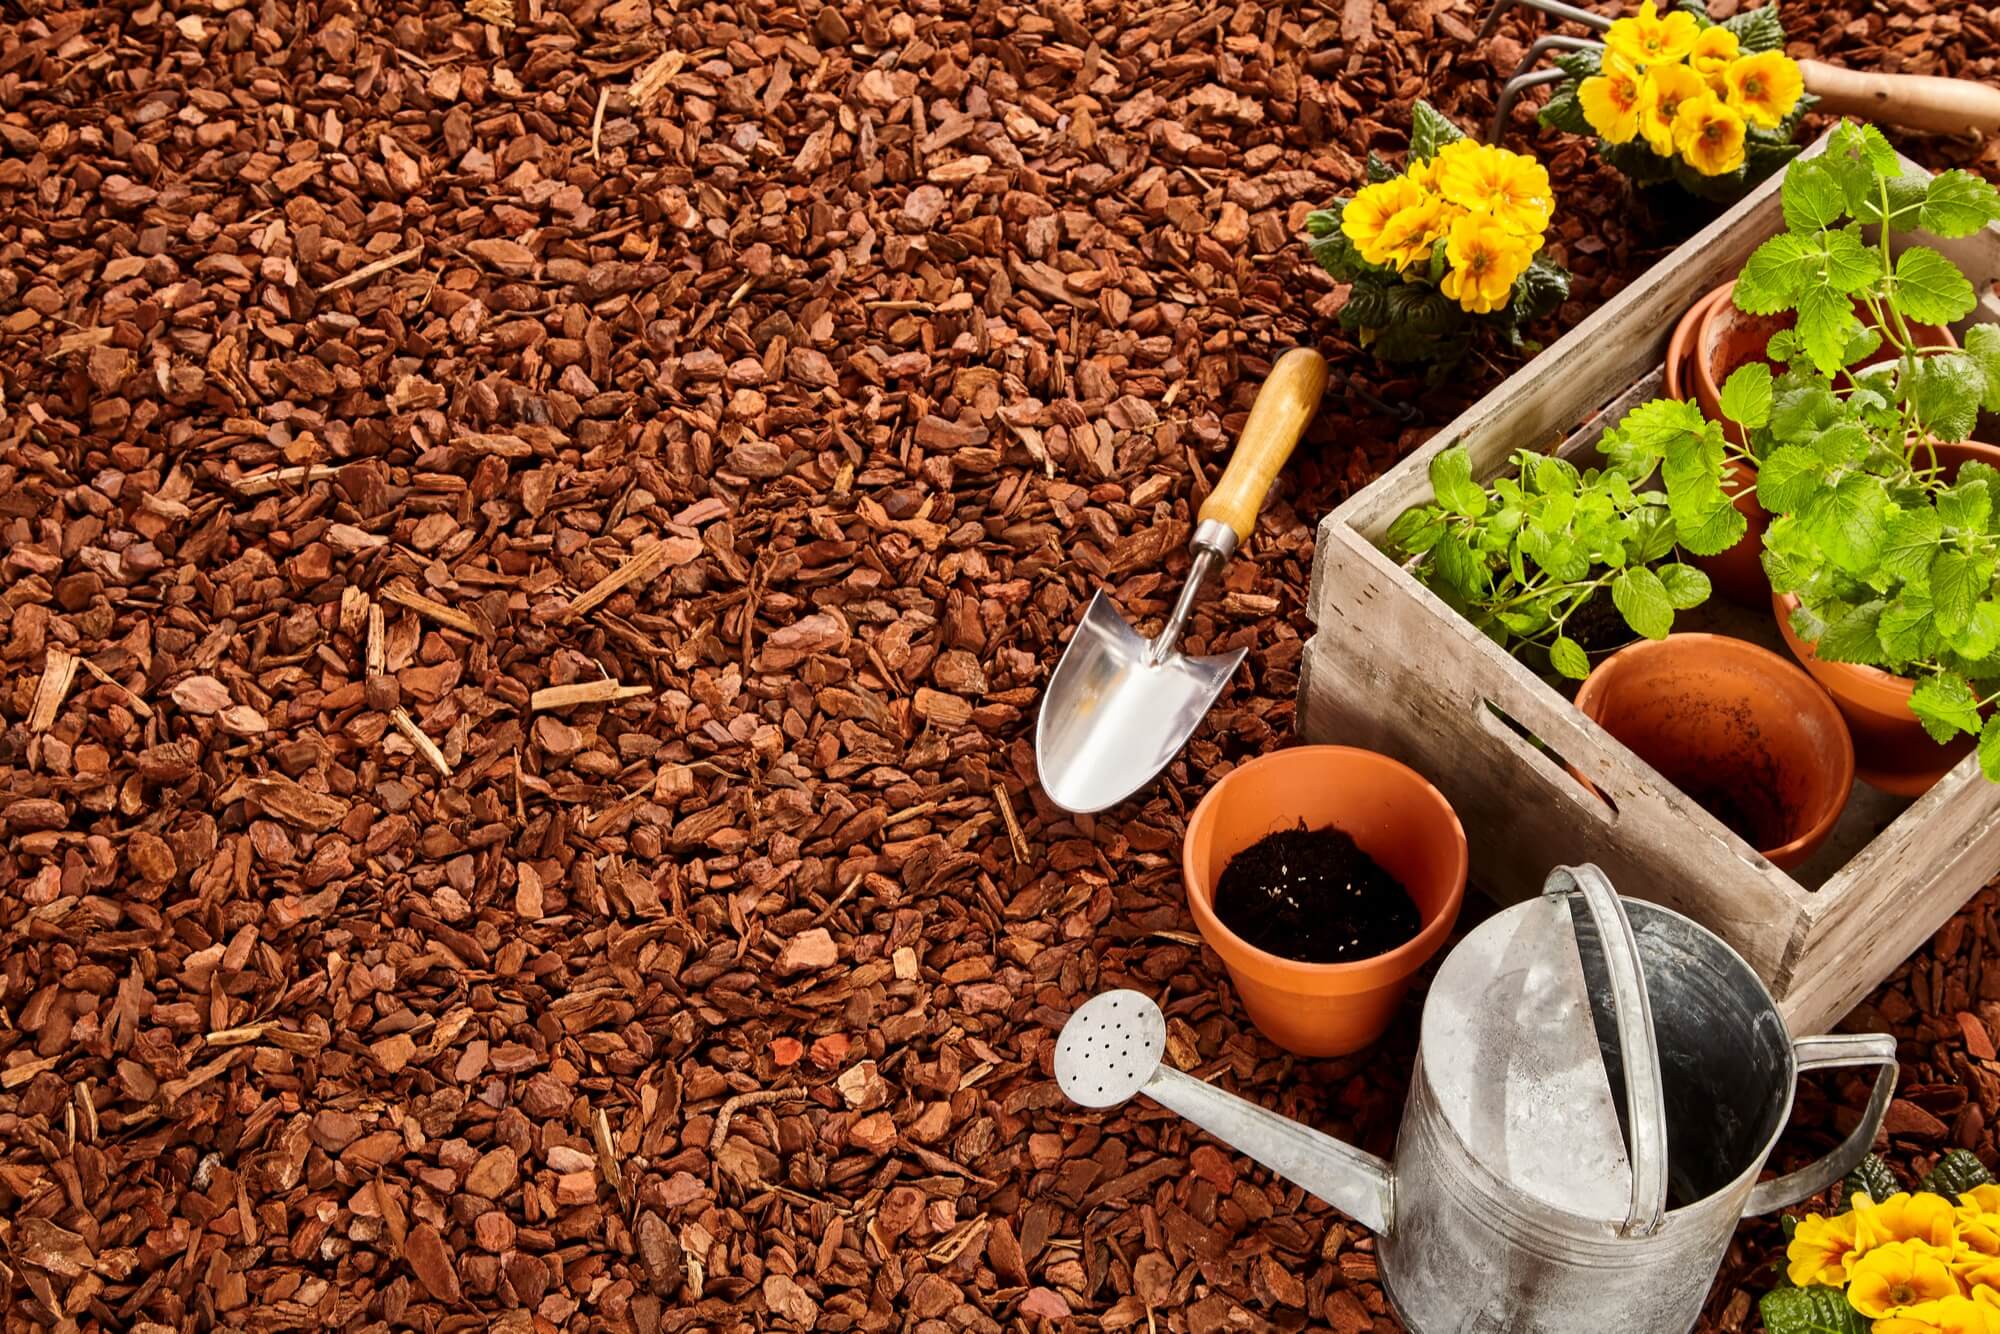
[1692,281,1958,419]
[1667,282,1732,405]
[1182,746,1468,986]
[1771,592,1914,691]
[1574,633,1854,867]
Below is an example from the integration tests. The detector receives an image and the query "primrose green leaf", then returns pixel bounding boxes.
[1756,444,1828,513]
[1409,99,1468,163]
[1733,234,1818,314]
[1796,285,1862,379]
[1781,158,1847,235]
[1817,600,1886,664]
[1965,325,2000,414]
[1719,363,1774,430]
[1894,246,1979,327]
[1611,566,1674,640]
[1721,1,1785,51]
[1429,446,1488,518]
[1907,352,1986,444]
[1981,715,2000,782]
[1881,506,1946,583]
[1931,550,1992,636]
[1801,471,1890,574]
[1656,562,1712,610]
[1920,170,2000,239]
[1879,592,1940,666]
[1757,1284,1871,1334]
[1549,636,1590,681]
[1940,479,1993,534]
[1911,673,1984,743]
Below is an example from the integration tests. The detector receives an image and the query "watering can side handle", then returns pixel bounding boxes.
[1143,1067,1393,1234]
[1743,1033,1899,1218]
[1543,864,1671,1238]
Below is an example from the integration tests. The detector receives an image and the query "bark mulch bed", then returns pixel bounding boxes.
[2,0,1998,1329]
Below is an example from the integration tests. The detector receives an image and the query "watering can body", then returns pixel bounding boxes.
[1055,866,1898,1334]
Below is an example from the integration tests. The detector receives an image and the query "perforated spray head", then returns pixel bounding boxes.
[1054,989,1167,1108]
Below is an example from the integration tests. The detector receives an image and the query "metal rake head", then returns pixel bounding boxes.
[1478,0,1613,143]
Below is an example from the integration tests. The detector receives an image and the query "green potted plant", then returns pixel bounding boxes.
[1305,101,1569,378]
[1667,122,2000,792]
[1386,396,1735,680]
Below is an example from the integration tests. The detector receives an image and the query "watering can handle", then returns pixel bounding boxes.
[1544,865,1671,1238]
[1742,1033,1899,1217]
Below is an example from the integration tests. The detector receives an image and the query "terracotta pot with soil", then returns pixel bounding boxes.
[1668,283,1959,608]
[1182,746,1467,1057]
[1574,635,1854,871]
[1771,438,2000,796]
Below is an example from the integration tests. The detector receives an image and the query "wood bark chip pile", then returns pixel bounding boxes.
[0,0,1996,1329]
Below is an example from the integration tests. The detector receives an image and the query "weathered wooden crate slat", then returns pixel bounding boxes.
[1301,131,2000,1034]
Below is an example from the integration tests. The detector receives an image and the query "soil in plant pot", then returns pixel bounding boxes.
[1567,589,1637,654]
[1213,824,1422,964]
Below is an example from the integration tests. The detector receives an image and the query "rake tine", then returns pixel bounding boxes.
[1484,33,1607,141]
[1487,68,1573,143]
[1476,0,1613,43]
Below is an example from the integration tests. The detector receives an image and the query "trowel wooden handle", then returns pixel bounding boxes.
[1799,60,2000,135]
[1200,348,1329,546]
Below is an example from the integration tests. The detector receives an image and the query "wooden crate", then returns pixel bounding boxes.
[1299,131,2000,1034]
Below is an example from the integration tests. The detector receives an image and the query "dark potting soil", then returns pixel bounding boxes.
[1215,825,1422,964]
[1671,770,1791,852]
[1568,589,1637,654]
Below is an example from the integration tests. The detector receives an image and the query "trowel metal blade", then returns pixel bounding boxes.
[1035,590,1246,814]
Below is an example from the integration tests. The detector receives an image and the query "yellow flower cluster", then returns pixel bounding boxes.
[1340,141,1554,315]
[1788,1189,2000,1333]
[1577,1,1804,176]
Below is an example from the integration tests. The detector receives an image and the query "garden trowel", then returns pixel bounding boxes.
[1035,348,1329,814]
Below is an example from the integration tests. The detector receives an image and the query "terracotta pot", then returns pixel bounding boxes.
[1574,635,1854,870]
[1182,747,1467,1057]
[1771,438,2000,795]
[1668,286,1771,607]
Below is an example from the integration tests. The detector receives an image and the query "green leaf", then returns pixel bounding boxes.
[1722,0,1785,51]
[1908,352,1986,444]
[1822,229,1880,296]
[1921,170,2000,238]
[1817,601,1886,664]
[1756,445,1827,513]
[1920,1148,1996,1200]
[1432,530,1486,598]
[1843,1154,1900,1207]
[1537,87,1593,138]
[1941,480,1994,534]
[1982,714,2000,781]
[1911,672,1983,743]
[1894,246,1979,326]
[1854,171,1931,233]
[1880,592,1940,666]
[1781,158,1848,235]
[1881,506,1945,583]
[1656,563,1712,610]
[1771,381,1842,442]
[1801,471,1890,574]
[1508,256,1570,327]
[1674,492,1749,557]
[1932,550,1992,635]
[1756,1284,1871,1334]
[1409,99,1467,163]
[1965,325,2000,413]
[1953,600,2000,661]
[1549,636,1590,680]
[1796,285,1861,379]
[1611,566,1674,640]
[1429,447,1488,518]
[1719,363,1774,430]
[1734,234,1818,314]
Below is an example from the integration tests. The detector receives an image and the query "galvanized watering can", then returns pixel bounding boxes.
[1055,865,1898,1333]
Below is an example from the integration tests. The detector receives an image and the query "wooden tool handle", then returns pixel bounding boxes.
[1799,60,2000,136]
[1199,348,1329,545]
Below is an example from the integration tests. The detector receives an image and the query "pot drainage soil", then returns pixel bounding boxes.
[1214,825,1421,964]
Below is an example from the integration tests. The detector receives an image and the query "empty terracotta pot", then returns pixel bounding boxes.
[1668,286,1770,607]
[1183,747,1467,1057]
[1574,635,1854,870]
[1770,438,2000,795]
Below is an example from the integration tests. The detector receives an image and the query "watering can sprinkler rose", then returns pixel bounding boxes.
[1055,866,1898,1332]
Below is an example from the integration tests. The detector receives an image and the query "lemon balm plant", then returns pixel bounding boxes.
[1761,1151,2000,1334]
[1540,0,1809,202]
[1695,123,2000,776]
[1306,101,1569,373]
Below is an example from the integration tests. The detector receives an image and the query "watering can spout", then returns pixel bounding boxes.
[1052,991,1393,1233]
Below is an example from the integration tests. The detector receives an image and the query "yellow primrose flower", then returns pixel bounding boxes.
[1877,1295,2000,1334]
[1724,51,1805,129]
[1955,1209,2000,1258]
[1441,212,1535,315]
[1857,1194,1964,1251]
[1406,155,1443,192]
[1434,141,1553,237]
[1688,25,1740,89]
[1962,1187,2000,1215]
[1848,1241,1963,1318]
[1579,53,1647,144]
[1673,93,1747,176]
[1342,177,1430,268]
[1639,63,1708,158]
[1787,1210,1865,1287]
[1605,0,1701,67]
[1374,195,1455,271]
